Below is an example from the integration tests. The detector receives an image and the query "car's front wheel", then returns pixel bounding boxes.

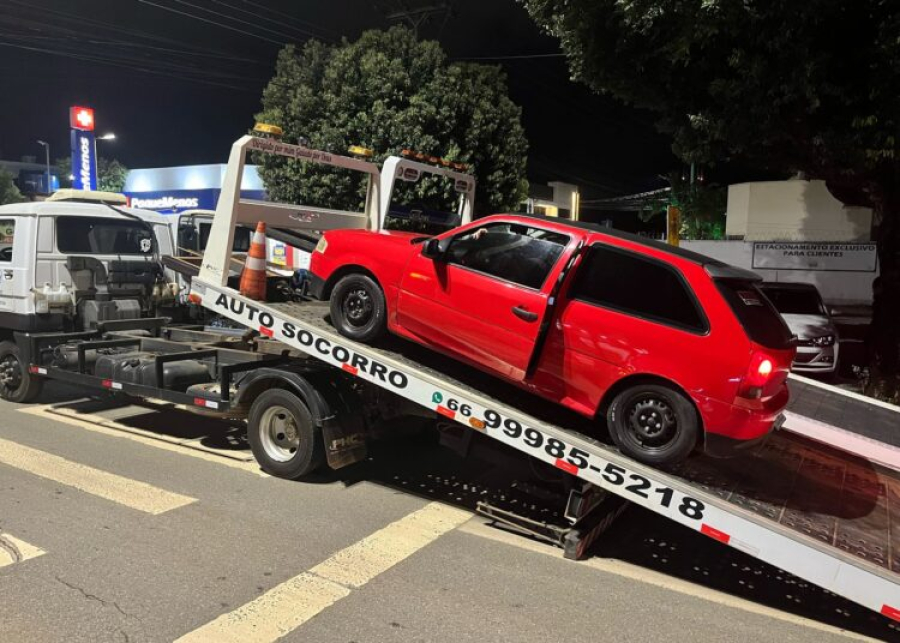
[329,273,387,342]
[606,383,698,466]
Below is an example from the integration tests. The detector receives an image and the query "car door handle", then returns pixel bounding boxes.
[512,306,538,322]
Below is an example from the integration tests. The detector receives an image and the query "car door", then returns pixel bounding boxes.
[398,221,570,381]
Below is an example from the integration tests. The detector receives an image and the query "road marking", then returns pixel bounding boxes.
[46,403,255,463]
[17,405,267,477]
[0,437,196,515]
[177,502,471,643]
[459,520,875,642]
[0,533,45,569]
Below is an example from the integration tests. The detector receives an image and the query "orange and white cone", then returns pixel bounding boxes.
[239,221,268,301]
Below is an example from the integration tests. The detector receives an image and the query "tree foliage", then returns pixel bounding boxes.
[0,169,25,205]
[55,156,129,192]
[256,26,528,215]
[525,0,900,397]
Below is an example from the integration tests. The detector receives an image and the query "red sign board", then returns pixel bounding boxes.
[69,106,95,131]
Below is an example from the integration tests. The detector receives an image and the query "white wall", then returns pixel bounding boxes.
[682,240,878,305]
[725,179,872,241]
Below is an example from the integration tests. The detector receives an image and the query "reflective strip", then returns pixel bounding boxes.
[251,231,266,245]
[244,256,266,271]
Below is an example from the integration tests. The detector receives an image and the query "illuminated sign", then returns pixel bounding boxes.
[130,196,200,210]
[69,106,95,132]
[70,130,97,191]
[70,105,98,190]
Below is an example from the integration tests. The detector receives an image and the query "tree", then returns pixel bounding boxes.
[97,159,128,193]
[525,0,900,400]
[0,169,25,205]
[256,26,528,216]
[55,157,128,192]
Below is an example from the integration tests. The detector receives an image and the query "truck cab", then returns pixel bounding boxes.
[0,200,177,335]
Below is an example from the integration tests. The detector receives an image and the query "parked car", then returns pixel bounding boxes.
[758,282,838,375]
[308,215,795,466]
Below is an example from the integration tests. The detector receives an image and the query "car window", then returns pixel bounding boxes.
[571,244,707,332]
[759,287,825,315]
[446,222,568,289]
[0,219,15,263]
[717,281,794,349]
[57,217,154,255]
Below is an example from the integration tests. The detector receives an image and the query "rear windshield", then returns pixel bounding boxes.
[716,280,794,349]
[57,217,153,255]
[759,287,825,315]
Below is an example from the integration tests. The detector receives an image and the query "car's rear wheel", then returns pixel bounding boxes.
[606,383,698,466]
[0,341,43,403]
[330,273,387,342]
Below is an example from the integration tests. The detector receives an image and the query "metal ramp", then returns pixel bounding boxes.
[193,283,900,621]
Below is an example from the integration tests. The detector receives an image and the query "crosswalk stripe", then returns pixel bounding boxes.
[18,405,266,476]
[0,533,45,569]
[176,502,471,643]
[0,437,196,515]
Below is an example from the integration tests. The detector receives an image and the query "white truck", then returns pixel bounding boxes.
[2,130,898,627]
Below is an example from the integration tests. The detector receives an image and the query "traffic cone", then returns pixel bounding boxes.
[240,221,268,301]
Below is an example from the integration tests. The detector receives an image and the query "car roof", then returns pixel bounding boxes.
[0,200,172,224]
[484,213,762,281]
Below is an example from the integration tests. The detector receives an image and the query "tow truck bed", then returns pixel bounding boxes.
[195,285,900,620]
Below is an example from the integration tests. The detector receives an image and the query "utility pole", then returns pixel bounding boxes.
[36,140,50,195]
[374,1,455,37]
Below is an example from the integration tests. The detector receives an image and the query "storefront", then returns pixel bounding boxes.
[123,164,266,214]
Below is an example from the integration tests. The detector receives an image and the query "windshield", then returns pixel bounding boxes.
[760,287,825,315]
[57,217,154,255]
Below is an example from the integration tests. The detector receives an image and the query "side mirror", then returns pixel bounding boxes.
[421,237,450,260]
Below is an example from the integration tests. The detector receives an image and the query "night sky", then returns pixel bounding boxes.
[0,0,678,199]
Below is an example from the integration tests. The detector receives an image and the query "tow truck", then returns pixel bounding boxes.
[4,130,900,624]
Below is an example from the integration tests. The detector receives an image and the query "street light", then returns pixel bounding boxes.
[97,133,116,141]
[36,140,50,195]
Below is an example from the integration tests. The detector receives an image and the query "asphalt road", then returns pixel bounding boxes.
[0,383,897,643]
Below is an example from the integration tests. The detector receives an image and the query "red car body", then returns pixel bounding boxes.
[308,214,795,459]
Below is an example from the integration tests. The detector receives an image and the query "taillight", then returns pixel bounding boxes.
[739,351,776,399]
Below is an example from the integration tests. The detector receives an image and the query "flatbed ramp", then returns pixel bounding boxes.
[197,285,900,621]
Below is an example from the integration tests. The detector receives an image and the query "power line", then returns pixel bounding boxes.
[209,0,336,42]
[0,40,254,91]
[234,0,340,39]
[134,0,285,46]
[0,0,260,63]
[168,0,303,43]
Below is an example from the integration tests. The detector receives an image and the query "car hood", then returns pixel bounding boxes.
[780,313,836,339]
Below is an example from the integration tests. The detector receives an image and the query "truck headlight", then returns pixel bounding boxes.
[314,237,328,254]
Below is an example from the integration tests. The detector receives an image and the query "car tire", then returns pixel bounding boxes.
[247,388,325,480]
[330,273,387,342]
[606,383,698,467]
[0,341,43,403]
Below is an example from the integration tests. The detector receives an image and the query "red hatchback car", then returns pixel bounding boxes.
[308,214,795,466]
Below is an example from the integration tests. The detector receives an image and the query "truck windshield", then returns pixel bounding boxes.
[57,217,154,255]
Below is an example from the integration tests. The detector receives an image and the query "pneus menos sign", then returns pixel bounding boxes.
[752,242,878,272]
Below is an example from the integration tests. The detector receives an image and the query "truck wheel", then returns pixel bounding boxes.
[606,383,698,467]
[0,341,43,403]
[247,388,325,479]
[330,273,387,342]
